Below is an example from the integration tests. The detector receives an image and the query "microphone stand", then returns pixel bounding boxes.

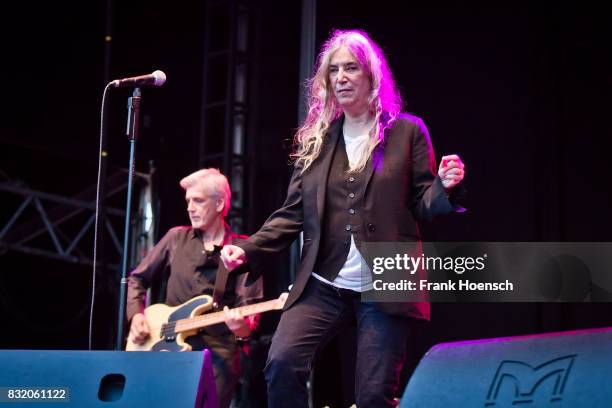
[116,87,141,350]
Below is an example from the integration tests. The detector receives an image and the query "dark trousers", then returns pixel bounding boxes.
[265,277,412,407]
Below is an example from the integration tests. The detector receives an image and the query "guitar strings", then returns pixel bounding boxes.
[143,299,278,335]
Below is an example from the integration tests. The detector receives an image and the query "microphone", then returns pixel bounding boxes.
[110,70,166,88]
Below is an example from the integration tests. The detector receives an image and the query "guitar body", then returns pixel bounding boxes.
[126,294,214,352]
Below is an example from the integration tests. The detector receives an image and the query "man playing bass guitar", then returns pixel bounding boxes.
[126,168,263,408]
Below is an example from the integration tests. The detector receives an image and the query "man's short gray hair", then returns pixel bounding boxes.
[179,168,231,217]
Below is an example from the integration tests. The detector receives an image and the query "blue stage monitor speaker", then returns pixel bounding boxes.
[400,327,612,408]
[0,350,217,407]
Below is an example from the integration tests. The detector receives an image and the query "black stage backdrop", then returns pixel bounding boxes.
[1,1,610,406]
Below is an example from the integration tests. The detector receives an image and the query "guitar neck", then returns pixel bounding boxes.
[174,298,280,333]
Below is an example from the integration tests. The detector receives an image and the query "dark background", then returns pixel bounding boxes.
[1,0,610,406]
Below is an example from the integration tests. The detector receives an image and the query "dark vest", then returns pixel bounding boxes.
[313,133,368,281]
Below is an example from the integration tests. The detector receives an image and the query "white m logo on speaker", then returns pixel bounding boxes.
[485,355,576,406]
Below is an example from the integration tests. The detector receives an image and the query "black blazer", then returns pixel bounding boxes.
[240,114,457,319]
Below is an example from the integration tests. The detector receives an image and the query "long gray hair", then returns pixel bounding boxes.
[292,29,403,173]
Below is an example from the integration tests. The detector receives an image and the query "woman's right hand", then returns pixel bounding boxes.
[220,245,247,271]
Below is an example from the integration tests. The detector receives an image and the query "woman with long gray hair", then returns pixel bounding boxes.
[222,29,465,406]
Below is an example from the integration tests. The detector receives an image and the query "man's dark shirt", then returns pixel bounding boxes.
[126,224,263,323]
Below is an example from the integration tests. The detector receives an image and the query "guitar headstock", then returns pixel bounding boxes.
[274,292,289,310]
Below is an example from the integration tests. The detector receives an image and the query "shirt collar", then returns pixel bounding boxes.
[191,221,234,248]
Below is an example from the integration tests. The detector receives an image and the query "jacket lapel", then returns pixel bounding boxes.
[363,131,387,194]
[314,118,342,224]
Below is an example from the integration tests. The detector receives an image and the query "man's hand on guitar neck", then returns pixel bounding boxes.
[129,313,151,344]
[223,306,253,339]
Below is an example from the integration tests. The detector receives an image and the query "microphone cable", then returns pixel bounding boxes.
[89,82,113,350]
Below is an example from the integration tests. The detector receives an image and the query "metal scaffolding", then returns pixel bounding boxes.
[0,170,155,271]
[199,0,253,233]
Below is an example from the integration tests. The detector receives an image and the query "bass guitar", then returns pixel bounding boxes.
[126,293,288,351]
